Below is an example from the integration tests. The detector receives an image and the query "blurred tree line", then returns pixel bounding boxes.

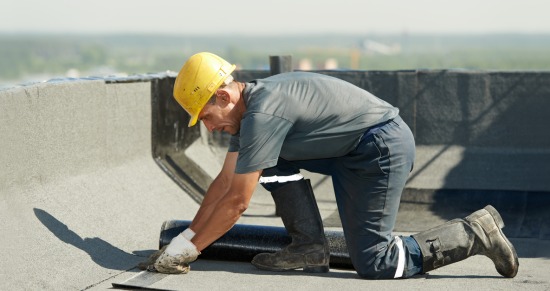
[1,33,550,84]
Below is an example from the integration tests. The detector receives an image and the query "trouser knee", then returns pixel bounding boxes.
[354,236,423,279]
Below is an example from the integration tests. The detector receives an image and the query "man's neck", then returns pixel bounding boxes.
[234,82,247,118]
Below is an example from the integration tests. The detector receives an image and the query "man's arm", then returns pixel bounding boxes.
[149,150,260,273]
[191,168,261,251]
[189,151,238,232]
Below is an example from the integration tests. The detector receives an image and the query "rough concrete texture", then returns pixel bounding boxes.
[1,77,549,290]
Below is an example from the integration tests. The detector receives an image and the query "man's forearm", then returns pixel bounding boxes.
[191,190,249,251]
[189,174,230,232]
[191,171,261,251]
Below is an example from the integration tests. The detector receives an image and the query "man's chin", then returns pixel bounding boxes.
[225,127,238,135]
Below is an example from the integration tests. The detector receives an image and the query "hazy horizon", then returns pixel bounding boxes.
[2,0,550,35]
[3,0,550,89]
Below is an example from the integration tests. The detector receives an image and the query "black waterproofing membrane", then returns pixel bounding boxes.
[159,220,354,269]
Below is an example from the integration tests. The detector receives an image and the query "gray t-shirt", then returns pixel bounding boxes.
[228,72,399,174]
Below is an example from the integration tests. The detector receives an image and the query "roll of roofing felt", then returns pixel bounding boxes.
[159,220,353,269]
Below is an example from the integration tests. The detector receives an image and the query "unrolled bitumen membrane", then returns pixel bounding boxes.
[159,220,354,269]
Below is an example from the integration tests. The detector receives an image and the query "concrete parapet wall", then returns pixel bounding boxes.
[1,80,151,189]
[6,70,547,194]
[320,70,550,148]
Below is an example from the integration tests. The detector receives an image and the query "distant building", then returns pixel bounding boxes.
[362,40,401,55]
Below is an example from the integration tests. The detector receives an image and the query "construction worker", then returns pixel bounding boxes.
[140,52,519,279]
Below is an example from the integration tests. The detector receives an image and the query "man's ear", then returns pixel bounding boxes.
[216,88,231,104]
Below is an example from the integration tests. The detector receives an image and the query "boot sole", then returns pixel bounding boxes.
[484,205,519,278]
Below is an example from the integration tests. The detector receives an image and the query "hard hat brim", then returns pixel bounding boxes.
[188,114,199,127]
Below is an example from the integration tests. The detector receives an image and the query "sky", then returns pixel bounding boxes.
[1,0,550,35]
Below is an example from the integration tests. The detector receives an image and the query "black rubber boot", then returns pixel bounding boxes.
[412,205,519,278]
[251,179,330,273]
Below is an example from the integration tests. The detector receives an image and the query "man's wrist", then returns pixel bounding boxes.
[165,233,199,256]
[182,228,195,240]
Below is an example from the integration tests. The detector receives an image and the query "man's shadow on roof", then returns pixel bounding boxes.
[33,208,153,271]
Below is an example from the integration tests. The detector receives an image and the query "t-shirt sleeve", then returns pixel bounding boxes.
[235,113,293,174]
[228,134,240,152]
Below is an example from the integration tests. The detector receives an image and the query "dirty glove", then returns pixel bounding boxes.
[154,232,200,274]
[138,245,177,272]
[137,228,198,274]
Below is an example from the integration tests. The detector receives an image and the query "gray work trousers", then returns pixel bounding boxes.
[260,115,422,278]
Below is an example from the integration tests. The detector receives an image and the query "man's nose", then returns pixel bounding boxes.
[203,121,215,132]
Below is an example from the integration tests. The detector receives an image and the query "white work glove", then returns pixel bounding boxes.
[153,233,200,274]
[138,228,198,274]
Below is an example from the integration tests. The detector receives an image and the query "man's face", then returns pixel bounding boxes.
[198,101,240,135]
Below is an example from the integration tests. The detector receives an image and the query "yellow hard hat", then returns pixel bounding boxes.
[173,52,236,127]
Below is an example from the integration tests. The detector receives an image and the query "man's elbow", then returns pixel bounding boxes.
[218,190,249,214]
[233,198,249,215]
